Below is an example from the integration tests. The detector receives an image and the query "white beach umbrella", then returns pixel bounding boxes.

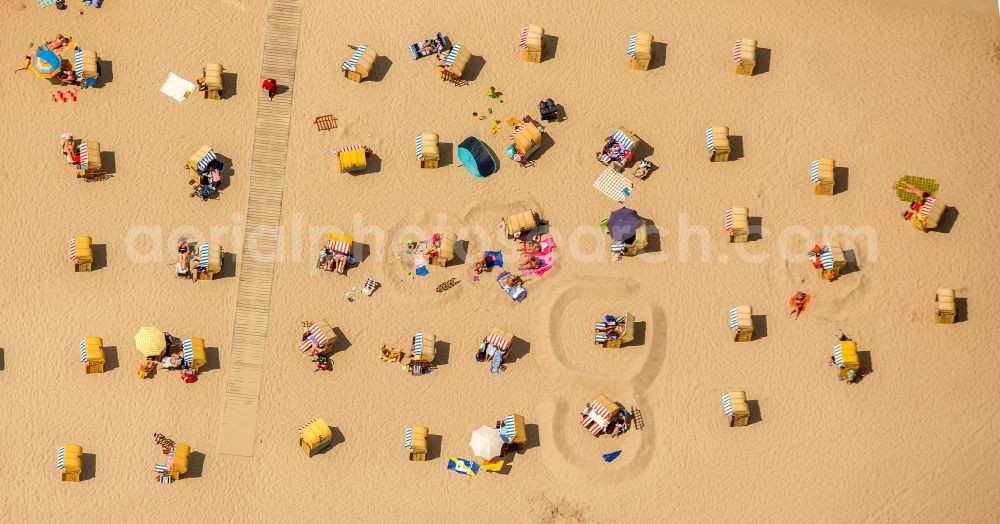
[469,425,503,460]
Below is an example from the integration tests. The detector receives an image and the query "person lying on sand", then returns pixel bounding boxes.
[519,257,543,271]
[789,291,809,319]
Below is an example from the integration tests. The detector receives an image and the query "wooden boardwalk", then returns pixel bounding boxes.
[218,0,301,457]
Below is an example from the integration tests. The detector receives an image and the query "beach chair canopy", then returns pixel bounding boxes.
[486,327,513,352]
[500,414,527,444]
[70,236,93,264]
[415,132,439,160]
[326,233,353,254]
[337,144,369,172]
[404,426,429,452]
[729,306,752,331]
[171,443,191,474]
[722,391,750,417]
[57,444,83,473]
[510,123,543,157]
[733,38,757,64]
[833,341,859,369]
[299,418,332,449]
[457,136,497,178]
[188,145,216,173]
[437,232,457,260]
[342,45,376,75]
[80,337,105,364]
[580,394,621,435]
[442,44,471,74]
[300,321,336,353]
[412,332,436,362]
[505,211,537,235]
[628,33,653,57]
[181,337,207,369]
[519,25,544,51]
[724,207,749,233]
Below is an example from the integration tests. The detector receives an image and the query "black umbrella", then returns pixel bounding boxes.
[608,207,642,241]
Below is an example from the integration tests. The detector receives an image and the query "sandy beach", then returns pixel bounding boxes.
[2,0,999,521]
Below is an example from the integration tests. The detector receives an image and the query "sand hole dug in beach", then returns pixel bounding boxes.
[537,393,656,481]
[546,283,665,383]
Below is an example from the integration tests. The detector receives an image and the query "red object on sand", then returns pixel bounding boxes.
[181,370,197,383]
[261,78,276,91]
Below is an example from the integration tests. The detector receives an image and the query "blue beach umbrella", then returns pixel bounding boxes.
[28,47,62,79]
[607,207,642,241]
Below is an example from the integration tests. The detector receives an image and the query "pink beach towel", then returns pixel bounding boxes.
[523,252,555,277]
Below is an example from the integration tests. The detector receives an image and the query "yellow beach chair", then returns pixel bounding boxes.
[707,127,730,162]
[811,158,835,196]
[430,232,457,267]
[935,288,956,324]
[299,418,333,457]
[733,38,757,76]
[405,425,429,461]
[729,306,753,342]
[57,444,83,482]
[627,33,654,71]
[722,391,750,427]
[204,63,223,99]
[416,132,440,169]
[342,45,378,82]
[70,236,93,272]
[80,336,105,374]
[519,25,544,63]
[725,207,749,243]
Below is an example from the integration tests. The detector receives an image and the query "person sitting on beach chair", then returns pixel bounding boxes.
[333,253,349,274]
[317,247,333,270]
[610,412,629,438]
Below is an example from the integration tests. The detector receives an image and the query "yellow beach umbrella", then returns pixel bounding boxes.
[134,327,167,358]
